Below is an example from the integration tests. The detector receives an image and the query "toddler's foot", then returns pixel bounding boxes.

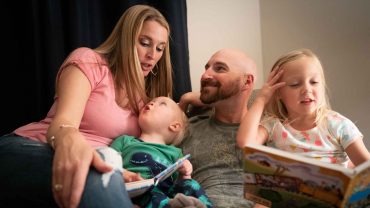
[168,193,206,208]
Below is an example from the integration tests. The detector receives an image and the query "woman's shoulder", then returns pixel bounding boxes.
[66,47,104,63]
[59,47,110,87]
[71,47,94,54]
[61,47,108,73]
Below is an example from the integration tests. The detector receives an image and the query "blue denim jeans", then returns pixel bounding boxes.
[0,134,133,208]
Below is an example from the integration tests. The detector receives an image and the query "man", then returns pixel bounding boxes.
[179,48,257,207]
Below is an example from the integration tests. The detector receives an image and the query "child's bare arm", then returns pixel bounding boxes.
[237,67,285,148]
[345,138,370,166]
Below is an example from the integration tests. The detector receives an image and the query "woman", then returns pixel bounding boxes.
[0,4,172,208]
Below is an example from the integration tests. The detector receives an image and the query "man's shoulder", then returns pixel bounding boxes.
[180,115,212,147]
[188,114,211,124]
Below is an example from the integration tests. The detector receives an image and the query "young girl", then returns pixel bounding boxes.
[237,48,370,167]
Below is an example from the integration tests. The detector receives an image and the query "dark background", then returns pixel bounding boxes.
[0,0,191,135]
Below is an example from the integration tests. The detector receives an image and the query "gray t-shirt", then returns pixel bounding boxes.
[180,114,254,208]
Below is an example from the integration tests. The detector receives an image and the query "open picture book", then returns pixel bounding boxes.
[243,144,370,208]
[125,154,191,198]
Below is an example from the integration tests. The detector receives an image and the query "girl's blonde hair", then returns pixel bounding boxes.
[265,48,331,127]
[95,5,173,114]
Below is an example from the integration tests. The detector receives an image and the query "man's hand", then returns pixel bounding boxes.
[178,92,209,111]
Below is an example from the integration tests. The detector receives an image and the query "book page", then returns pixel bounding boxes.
[125,154,191,198]
[154,154,191,185]
[243,145,354,208]
[125,178,155,198]
[342,160,370,207]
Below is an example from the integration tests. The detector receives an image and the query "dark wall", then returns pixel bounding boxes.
[0,0,191,135]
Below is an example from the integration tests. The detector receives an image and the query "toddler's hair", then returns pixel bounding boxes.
[171,110,189,146]
[265,48,331,127]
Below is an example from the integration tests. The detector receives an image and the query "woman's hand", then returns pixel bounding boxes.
[52,130,112,208]
[178,159,192,180]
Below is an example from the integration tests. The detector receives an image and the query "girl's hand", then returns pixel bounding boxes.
[52,131,112,208]
[178,159,192,179]
[256,66,286,105]
[123,170,144,182]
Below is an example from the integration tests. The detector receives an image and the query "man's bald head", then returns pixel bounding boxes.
[210,48,257,80]
[200,48,257,104]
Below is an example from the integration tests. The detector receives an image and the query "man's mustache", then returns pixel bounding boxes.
[201,79,221,88]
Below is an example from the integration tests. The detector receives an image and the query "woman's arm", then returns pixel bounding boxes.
[47,66,112,208]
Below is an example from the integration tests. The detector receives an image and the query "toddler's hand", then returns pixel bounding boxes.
[123,170,144,182]
[178,159,192,179]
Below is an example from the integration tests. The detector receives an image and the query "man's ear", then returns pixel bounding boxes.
[242,74,254,90]
[169,121,181,133]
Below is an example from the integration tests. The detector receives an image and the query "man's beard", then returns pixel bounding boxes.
[200,78,241,104]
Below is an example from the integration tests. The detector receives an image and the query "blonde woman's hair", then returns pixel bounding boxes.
[265,48,331,127]
[95,5,173,114]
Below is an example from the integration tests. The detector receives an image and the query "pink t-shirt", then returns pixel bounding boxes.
[14,47,141,147]
[261,111,362,166]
